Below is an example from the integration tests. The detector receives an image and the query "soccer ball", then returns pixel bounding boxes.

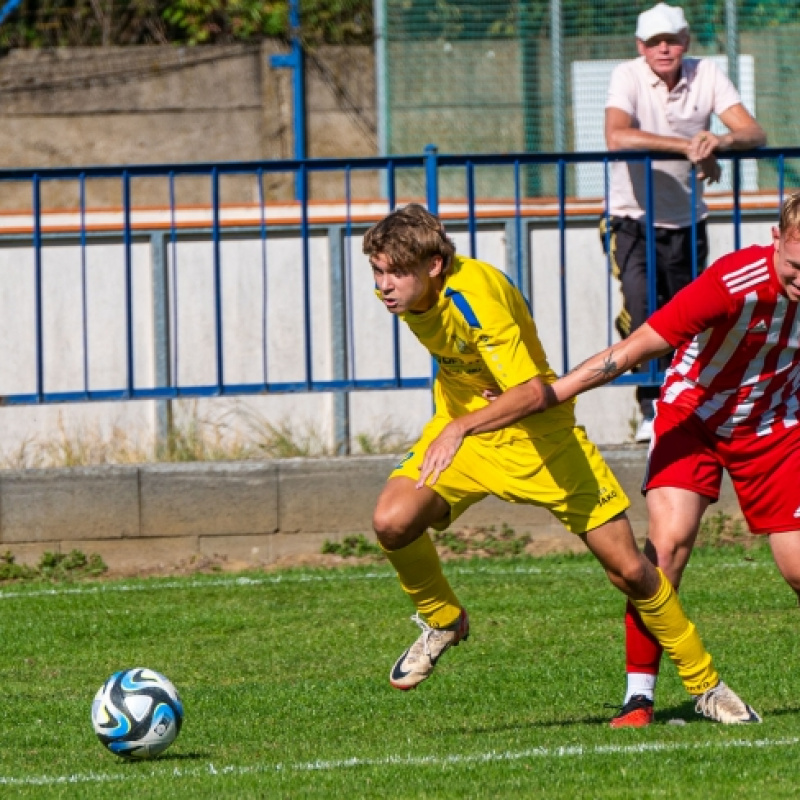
[91,668,184,759]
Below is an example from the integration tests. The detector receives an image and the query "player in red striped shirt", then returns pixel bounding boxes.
[549,190,800,727]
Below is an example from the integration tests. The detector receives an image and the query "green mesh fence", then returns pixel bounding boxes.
[382,0,800,198]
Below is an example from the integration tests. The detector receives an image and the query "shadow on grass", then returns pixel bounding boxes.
[119,752,210,766]
[438,696,798,733]
[439,712,617,734]
[654,699,699,725]
[654,698,800,725]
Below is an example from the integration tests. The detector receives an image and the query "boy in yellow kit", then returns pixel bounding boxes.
[363,203,758,724]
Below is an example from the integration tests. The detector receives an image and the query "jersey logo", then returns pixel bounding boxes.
[722,258,769,294]
[749,320,768,333]
[394,451,414,470]
[794,504,800,519]
[598,486,619,506]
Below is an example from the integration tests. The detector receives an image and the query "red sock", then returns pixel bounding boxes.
[625,599,663,674]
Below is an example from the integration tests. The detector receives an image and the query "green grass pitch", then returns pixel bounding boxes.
[0,543,797,798]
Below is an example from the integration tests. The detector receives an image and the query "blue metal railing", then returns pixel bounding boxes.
[0,146,793,409]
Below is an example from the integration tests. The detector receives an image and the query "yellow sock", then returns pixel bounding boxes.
[382,532,462,628]
[631,568,719,696]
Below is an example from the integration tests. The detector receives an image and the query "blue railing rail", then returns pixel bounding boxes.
[0,145,789,411]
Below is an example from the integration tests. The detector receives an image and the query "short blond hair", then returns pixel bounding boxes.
[363,204,455,272]
[779,191,800,241]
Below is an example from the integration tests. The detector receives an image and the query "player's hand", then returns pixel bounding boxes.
[688,131,719,162]
[417,422,464,488]
[481,384,502,402]
[696,154,722,184]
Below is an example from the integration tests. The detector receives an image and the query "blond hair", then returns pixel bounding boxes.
[362,204,455,272]
[779,191,800,241]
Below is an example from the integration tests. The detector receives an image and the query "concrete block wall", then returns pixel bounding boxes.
[0,448,741,575]
[0,43,377,206]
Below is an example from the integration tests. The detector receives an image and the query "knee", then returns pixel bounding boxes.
[643,538,687,589]
[606,555,652,597]
[372,501,413,551]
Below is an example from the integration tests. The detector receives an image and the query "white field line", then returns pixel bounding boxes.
[0,560,771,602]
[0,736,797,787]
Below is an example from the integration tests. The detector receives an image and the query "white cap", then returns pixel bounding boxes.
[635,3,688,41]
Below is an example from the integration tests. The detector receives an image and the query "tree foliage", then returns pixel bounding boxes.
[0,0,798,50]
[0,0,374,48]
[161,0,289,45]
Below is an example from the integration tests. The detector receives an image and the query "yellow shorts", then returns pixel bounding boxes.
[391,419,630,535]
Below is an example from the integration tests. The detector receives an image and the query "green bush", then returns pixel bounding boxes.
[0,0,374,49]
[0,549,108,583]
[321,534,383,558]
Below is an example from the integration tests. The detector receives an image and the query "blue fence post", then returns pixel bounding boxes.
[424,144,440,407]
[269,0,306,201]
[424,144,439,215]
[211,167,224,393]
[466,160,477,258]
[557,159,569,375]
[151,231,172,455]
[732,156,742,252]
[512,160,531,304]
[298,163,313,391]
[328,223,350,455]
[122,170,134,397]
[644,157,658,388]
[690,163,699,280]
[385,160,402,386]
[32,174,43,402]
[79,173,90,395]
[602,159,613,347]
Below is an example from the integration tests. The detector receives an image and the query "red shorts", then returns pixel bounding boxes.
[645,401,800,534]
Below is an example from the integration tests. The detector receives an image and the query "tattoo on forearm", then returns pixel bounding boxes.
[580,348,629,384]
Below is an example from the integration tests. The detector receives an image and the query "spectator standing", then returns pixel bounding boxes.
[603,2,766,441]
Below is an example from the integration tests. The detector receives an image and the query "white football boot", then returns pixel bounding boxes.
[695,681,761,724]
[390,609,470,690]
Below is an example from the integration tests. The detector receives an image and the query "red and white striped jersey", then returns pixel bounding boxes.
[648,244,800,438]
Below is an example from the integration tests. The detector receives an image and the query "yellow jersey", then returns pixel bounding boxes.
[398,255,575,442]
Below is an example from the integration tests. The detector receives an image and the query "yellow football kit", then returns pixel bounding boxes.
[390,255,630,533]
[379,254,720,699]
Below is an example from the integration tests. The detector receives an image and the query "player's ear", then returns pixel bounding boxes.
[772,226,782,250]
[428,255,445,277]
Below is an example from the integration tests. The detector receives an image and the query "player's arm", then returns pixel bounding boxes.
[549,323,672,406]
[417,377,553,489]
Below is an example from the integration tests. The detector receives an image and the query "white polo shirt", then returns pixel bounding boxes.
[606,56,741,228]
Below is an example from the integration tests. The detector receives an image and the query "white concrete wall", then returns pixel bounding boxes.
[0,214,777,460]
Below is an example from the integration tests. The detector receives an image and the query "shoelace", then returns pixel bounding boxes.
[603,695,652,713]
[695,691,714,716]
[409,612,436,659]
[695,684,727,717]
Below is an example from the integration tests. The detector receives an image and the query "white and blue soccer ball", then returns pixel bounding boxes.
[91,668,184,759]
